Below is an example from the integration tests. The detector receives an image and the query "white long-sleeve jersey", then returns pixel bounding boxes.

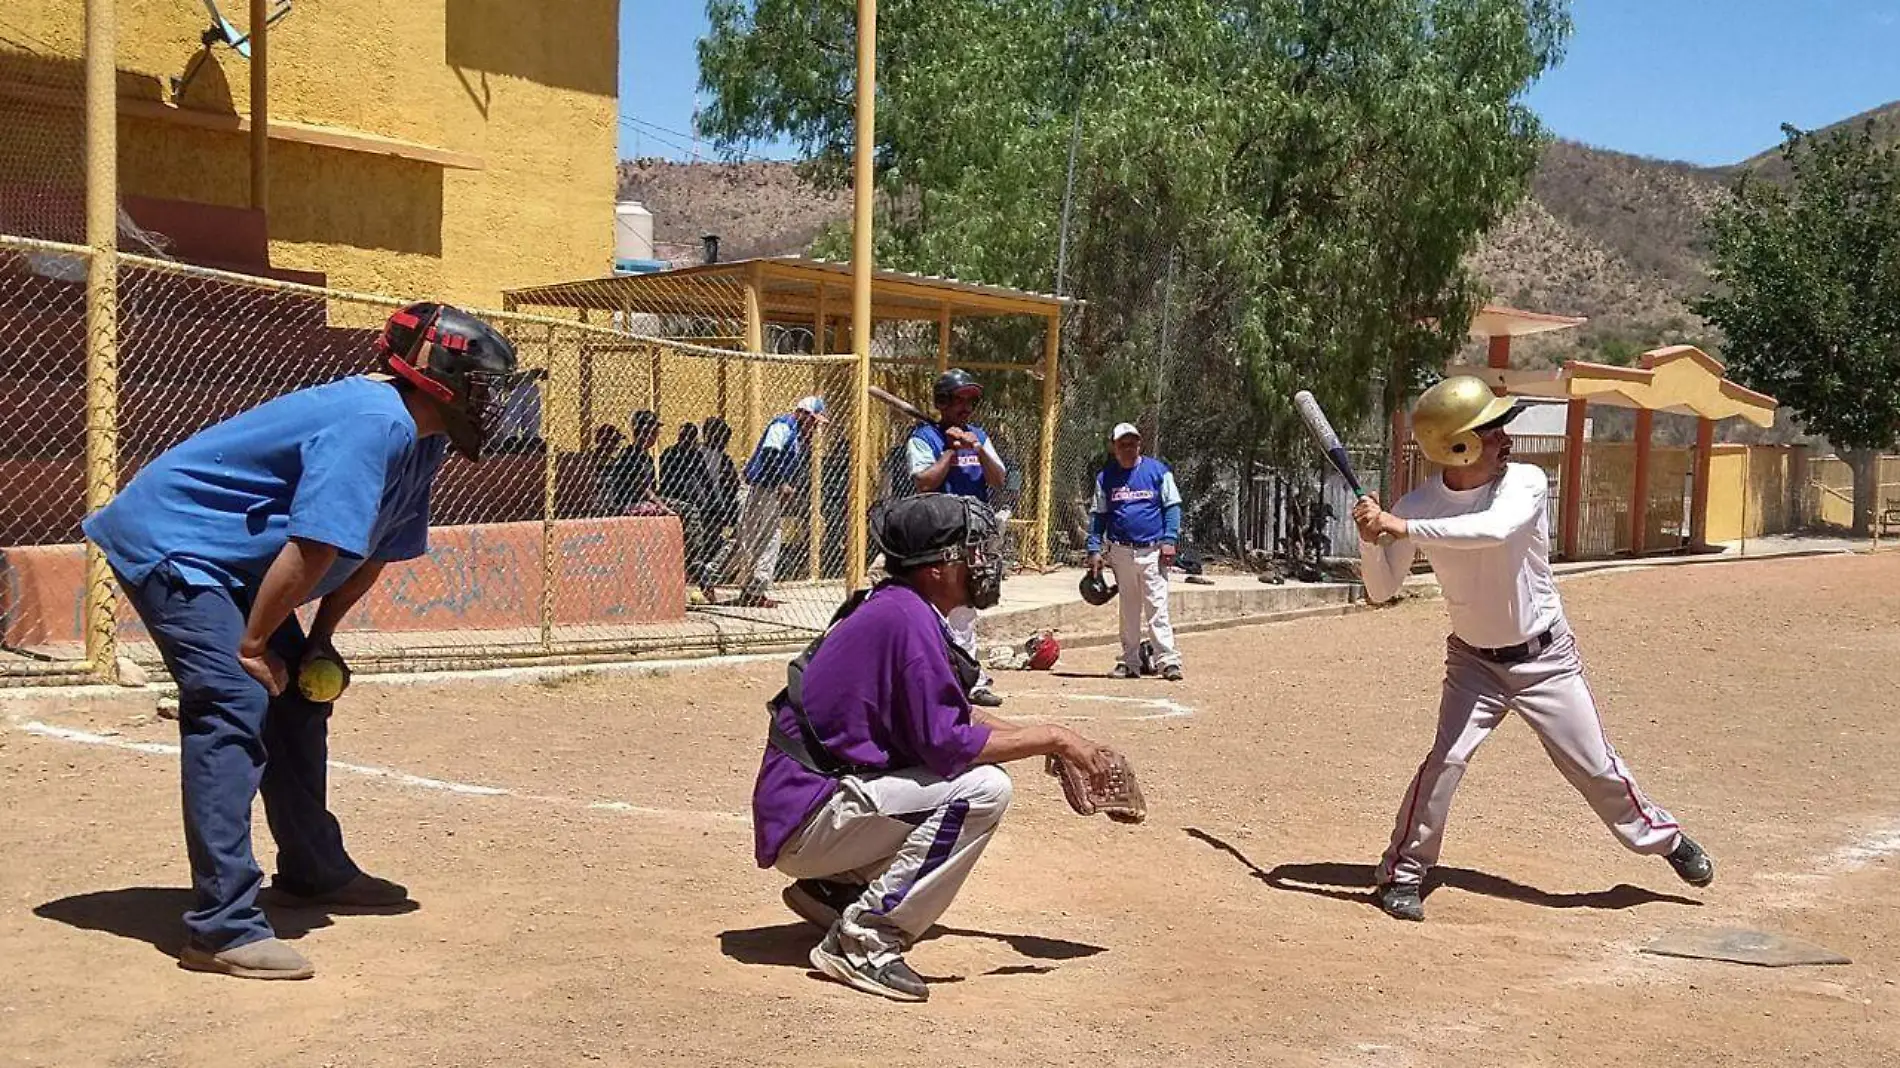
[1359,462,1563,649]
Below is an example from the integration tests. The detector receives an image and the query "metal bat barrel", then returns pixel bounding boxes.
[1292,389,1367,499]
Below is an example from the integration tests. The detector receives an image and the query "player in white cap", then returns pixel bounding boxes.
[1352,375,1714,922]
[1087,421,1184,681]
[702,396,827,608]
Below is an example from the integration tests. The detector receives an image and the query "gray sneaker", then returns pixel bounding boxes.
[1161,664,1183,682]
[1109,664,1138,680]
[782,879,865,931]
[1667,834,1715,888]
[809,929,928,1002]
[968,687,1004,707]
[179,937,314,980]
[1375,882,1425,922]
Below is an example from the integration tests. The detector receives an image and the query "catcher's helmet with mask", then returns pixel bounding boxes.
[870,493,1008,609]
[378,302,522,461]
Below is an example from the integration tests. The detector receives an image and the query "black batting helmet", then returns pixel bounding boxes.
[1078,569,1118,606]
[378,302,520,461]
[933,368,983,406]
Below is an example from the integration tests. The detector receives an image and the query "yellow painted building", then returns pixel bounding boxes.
[2,0,618,305]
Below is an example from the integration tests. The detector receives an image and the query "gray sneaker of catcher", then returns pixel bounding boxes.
[809,929,928,1002]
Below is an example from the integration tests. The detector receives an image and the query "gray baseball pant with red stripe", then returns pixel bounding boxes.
[1376,625,1683,888]
[775,765,1013,960]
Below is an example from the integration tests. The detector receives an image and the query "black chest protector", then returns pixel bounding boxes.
[766,584,984,779]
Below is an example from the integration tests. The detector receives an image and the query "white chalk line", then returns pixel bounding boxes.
[1006,691,1196,721]
[10,718,746,827]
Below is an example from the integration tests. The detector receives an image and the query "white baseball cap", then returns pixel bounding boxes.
[795,395,830,423]
[1110,422,1141,441]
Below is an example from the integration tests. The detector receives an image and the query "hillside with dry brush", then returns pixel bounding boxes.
[619,102,1898,373]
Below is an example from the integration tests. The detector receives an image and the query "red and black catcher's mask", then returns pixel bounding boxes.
[377,302,521,461]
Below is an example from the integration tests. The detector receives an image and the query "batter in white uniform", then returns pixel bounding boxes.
[1353,375,1714,922]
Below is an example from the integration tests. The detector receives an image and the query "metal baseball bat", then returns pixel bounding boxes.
[1292,389,1369,499]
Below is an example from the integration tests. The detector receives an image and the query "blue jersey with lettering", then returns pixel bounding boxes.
[1087,456,1182,551]
[743,413,808,486]
[81,376,446,601]
[907,423,995,502]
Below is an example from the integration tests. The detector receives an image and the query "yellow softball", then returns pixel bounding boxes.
[298,657,347,703]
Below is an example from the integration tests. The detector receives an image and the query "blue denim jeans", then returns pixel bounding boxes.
[119,562,361,951]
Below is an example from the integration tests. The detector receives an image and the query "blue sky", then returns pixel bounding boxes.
[620,1,1898,167]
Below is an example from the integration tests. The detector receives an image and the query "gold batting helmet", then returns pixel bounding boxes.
[1411,375,1518,468]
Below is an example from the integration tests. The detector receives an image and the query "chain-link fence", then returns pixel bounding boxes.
[0,238,891,675]
[0,15,87,247]
[1,215,1076,680]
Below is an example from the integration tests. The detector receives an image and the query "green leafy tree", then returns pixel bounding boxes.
[1694,122,1900,535]
[700,0,1568,550]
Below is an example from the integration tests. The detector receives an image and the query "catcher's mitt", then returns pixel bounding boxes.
[1045,748,1146,824]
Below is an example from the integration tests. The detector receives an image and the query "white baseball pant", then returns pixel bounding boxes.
[712,484,783,595]
[1377,624,1683,887]
[1107,542,1179,671]
[774,765,1014,960]
[945,605,995,691]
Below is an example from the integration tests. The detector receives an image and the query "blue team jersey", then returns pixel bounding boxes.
[907,423,994,502]
[743,413,809,486]
[1089,456,1182,548]
[82,376,447,602]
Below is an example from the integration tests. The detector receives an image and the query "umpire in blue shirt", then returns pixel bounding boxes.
[1086,422,1185,681]
[81,302,520,980]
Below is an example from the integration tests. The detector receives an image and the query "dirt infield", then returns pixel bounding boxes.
[4,554,1898,1066]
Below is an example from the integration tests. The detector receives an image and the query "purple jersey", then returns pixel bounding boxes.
[751,583,993,867]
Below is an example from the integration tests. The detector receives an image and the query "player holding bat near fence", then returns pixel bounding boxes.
[906,369,1010,706]
[1338,375,1715,922]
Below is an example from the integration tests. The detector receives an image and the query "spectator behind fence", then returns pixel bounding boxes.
[588,424,627,517]
[600,410,667,516]
[660,422,716,580]
[696,417,742,577]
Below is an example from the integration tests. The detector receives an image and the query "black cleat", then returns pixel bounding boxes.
[1667,834,1715,888]
[782,879,865,931]
[1375,882,1425,922]
[969,687,1004,707]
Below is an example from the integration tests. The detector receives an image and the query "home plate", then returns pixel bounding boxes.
[1640,926,1850,967]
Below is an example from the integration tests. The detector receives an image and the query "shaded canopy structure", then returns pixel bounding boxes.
[505,255,1075,340]
[503,256,1078,567]
[1445,344,1779,557]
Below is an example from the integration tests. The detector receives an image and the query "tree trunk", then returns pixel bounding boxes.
[1845,447,1878,538]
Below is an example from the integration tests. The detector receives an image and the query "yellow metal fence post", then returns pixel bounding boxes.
[744,262,765,448]
[539,318,557,651]
[1032,312,1062,567]
[936,303,950,373]
[248,0,269,212]
[845,0,878,593]
[809,286,828,579]
[83,0,121,681]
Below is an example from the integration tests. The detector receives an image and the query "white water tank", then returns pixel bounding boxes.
[615,200,654,261]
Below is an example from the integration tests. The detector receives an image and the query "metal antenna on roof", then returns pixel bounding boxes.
[170,0,293,102]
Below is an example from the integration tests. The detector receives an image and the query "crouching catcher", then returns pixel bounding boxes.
[750,493,1120,1002]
